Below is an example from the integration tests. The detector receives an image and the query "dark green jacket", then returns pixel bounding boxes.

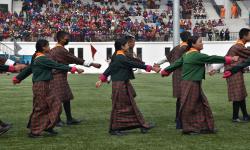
[103,54,147,81]
[16,56,71,82]
[0,65,10,72]
[164,51,227,81]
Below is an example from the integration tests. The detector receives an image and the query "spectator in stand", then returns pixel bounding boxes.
[231,3,238,18]
[220,29,225,41]
[208,29,213,41]
[220,6,225,19]
[225,28,230,41]
[155,0,161,9]
[214,28,220,41]
[0,26,3,41]
[0,0,234,42]
[218,19,225,26]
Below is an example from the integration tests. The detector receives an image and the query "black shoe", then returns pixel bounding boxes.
[44,128,58,135]
[200,129,217,134]
[243,116,250,122]
[67,118,81,125]
[140,123,155,134]
[56,120,65,127]
[0,122,12,128]
[182,131,200,135]
[176,119,182,129]
[0,125,11,136]
[232,118,243,123]
[109,130,126,136]
[28,133,43,138]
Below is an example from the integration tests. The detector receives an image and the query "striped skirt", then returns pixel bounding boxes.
[50,73,74,102]
[29,81,62,135]
[110,81,149,131]
[180,80,215,133]
[172,69,182,98]
[226,72,247,102]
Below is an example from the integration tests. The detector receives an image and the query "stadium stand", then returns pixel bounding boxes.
[0,0,248,42]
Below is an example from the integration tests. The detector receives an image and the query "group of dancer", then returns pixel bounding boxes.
[159,28,250,135]
[97,28,250,136]
[1,31,102,137]
[1,28,250,137]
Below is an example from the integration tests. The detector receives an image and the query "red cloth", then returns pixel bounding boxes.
[12,76,21,84]
[145,65,152,72]
[223,71,232,78]
[225,56,232,64]
[8,65,15,72]
[161,70,171,77]
[99,74,107,82]
[91,44,97,59]
[70,67,77,74]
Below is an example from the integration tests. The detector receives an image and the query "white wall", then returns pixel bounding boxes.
[214,0,225,5]
[0,0,12,12]
[1,41,250,73]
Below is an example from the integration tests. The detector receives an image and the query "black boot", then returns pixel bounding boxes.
[109,130,126,136]
[0,124,11,136]
[44,128,58,135]
[67,118,81,125]
[140,123,155,134]
[0,121,12,128]
[182,131,200,135]
[239,100,250,121]
[28,132,43,138]
[176,118,182,129]
[64,101,81,125]
[56,117,65,127]
[175,98,181,122]
[232,101,241,122]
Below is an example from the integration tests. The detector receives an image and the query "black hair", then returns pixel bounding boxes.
[56,31,70,42]
[111,37,129,63]
[124,32,135,39]
[31,39,49,63]
[239,28,250,39]
[114,37,129,51]
[180,31,191,42]
[187,36,200,50]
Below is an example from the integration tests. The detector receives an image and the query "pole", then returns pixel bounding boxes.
[173,0,180,47]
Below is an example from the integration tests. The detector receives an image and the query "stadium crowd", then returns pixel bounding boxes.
[0,0,230,42]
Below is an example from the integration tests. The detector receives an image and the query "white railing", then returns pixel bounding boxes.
[0,42,14,58]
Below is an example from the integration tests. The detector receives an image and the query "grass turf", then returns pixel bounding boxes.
[0,74,250,150]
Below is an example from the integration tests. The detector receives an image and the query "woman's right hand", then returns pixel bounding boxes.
[232,56,239,62]
[91,63,102,69]
[12,76,21,85]
[153,63,160,68]
[77,68,84,74]
[223,71,232,78]
[208,69,217,76]
[152,65,161,73]
[161,70,171,77]
[96,80,102,88]
[14,64,27,72]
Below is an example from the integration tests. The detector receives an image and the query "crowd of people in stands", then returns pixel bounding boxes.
[180,0,206,19]
[192,0,206,19]
[93,0,161,9]
[0,0,231,42]
[0,0,173,42]
[192,19,231,41]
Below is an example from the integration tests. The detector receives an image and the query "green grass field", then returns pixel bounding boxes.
[1,74,250,150]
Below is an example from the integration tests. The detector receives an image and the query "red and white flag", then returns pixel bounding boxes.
[91,44,97,60]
